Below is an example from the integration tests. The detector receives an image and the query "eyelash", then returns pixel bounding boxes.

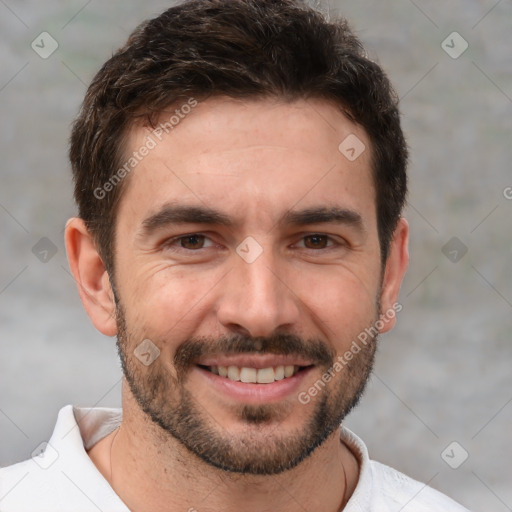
[163,233,342,253]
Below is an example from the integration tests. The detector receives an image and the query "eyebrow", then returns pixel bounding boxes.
[140,204,235,235]
[280,206,363,230]
[139,203,364,237]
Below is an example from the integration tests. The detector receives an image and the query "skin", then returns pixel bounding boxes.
[65,97,409,512]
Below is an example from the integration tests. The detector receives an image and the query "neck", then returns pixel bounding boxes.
[88,384,359,512]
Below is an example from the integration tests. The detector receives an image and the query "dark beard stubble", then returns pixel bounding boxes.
[115,302,378,475]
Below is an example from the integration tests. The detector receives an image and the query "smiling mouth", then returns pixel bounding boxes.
[197,365,312,384]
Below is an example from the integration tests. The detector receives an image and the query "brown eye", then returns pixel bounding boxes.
[163,233,217,254]
[179,234,206,250]
[302,234,330,249]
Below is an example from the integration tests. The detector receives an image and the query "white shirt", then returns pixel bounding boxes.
[0,405,470,511]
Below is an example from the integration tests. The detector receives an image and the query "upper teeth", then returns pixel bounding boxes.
[209,365,298,383]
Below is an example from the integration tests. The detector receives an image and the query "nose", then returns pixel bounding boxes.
[215,248,301,338]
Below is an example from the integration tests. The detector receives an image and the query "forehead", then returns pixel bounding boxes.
[117,97,375,228]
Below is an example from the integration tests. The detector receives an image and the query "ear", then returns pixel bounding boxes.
[378,217,409,334]
[65,217,117,337]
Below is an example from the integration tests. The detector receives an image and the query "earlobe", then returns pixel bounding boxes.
[378,217,409,334]
[64,217,118,337]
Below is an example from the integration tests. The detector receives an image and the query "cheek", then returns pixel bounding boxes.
[120,266,217,341]
[294,267,379,342]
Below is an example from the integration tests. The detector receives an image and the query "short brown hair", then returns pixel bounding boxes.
[69,0,407,274]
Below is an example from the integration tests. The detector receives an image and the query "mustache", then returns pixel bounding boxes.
[173,332,335,375]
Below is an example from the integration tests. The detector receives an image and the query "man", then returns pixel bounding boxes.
[0,0,470,510]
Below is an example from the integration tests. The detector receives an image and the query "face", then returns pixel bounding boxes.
[113,97,388,475]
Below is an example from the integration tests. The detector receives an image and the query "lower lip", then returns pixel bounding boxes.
[194,365,314,404]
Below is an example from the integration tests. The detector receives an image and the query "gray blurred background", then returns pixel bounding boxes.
[1,1,511,510]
